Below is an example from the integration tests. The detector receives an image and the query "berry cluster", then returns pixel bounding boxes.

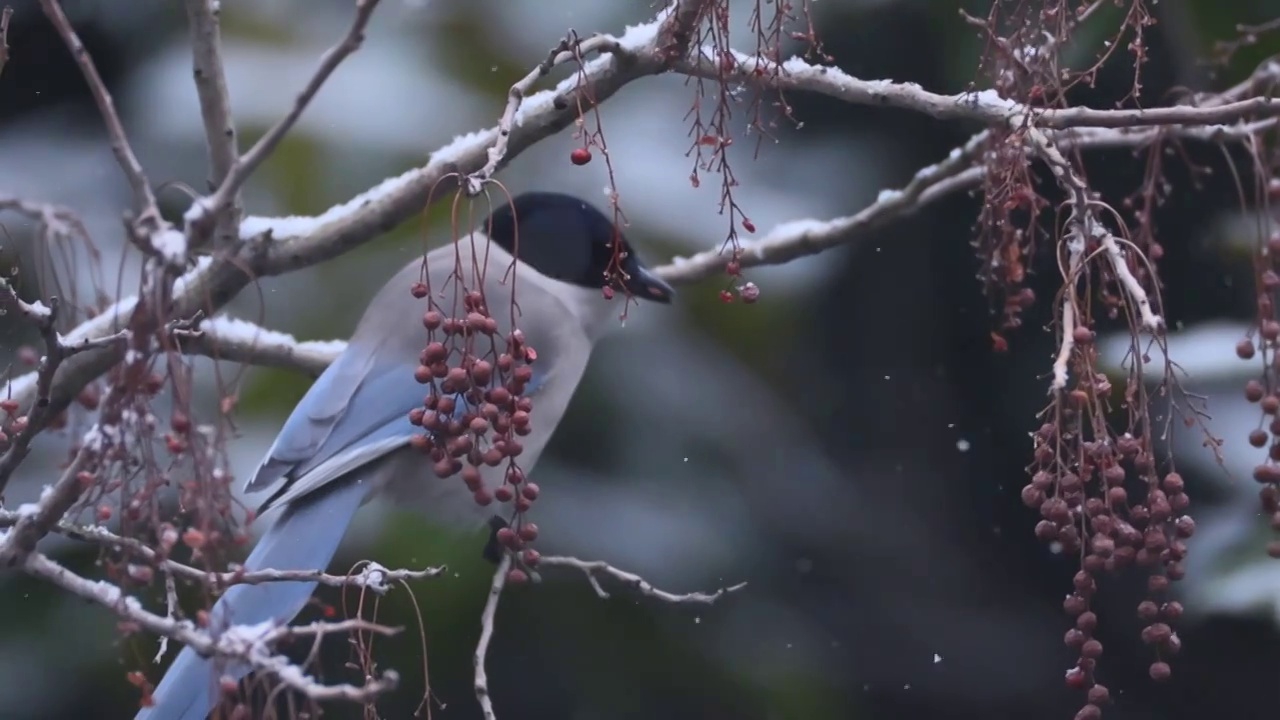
[406,281,541,578]
[1027,420,1190,718]
[1237,320,1280,558]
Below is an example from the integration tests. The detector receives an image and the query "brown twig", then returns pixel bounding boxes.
[539,555,748,604]
[465,32,625,195]
[474,553,510,720]
[37,0,164,233]
[0,283,129,496]
[0,6,13,78]
[186,0,383,241]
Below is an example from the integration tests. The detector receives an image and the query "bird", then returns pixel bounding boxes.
[137,191,674,720]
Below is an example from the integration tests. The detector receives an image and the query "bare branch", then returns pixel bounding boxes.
[474,553,510,720]
[1052,228,1085,392]
[1024,125,1164,333]
[185,0,382,243]
[467,0,709,194]
[539,555,747,605]
[659,131,989,284]
[466,32,624,194]
[183,0,241,248]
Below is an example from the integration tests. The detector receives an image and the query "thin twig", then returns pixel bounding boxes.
[186,0,383,241]
[0,282,128,495]
[0,6,13,78]
[37,0,164,233]
[183,0,241,249]
[474,553,510,720]
[0,509,445,590]
[1024,124,1164,333]
[25,551,401,705]
[465,32,625,195]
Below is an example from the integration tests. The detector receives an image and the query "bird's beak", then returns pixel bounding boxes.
[627,265,675,303]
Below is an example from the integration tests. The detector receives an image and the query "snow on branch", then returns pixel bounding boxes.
[0,0,715,448]
[173,314,346,377]
[675,49,1280,131]
[23,551,403,706]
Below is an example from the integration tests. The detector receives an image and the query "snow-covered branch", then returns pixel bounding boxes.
[675,49,1280,131]
[0,0,715,452]
[173,315,346,377]
[3,1,1279,713]
[6,0,1275,436]
[0,280,130,496]
[23,551,402,706]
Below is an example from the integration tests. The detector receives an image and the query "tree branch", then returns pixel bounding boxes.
[183,0,241,249]
[23,551,402,706]
[184,0,382,246]
[538,555,748,604]
[0,2,714,463]
[474,553,510,720]
[0,510,445,591]
[674,49,1280,131]
[172,314,345,377]
[38,0,166,237]
[0,6,13,78]
[0,282,129,496]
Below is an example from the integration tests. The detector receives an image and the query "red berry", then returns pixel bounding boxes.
[410,282,429,299]
[570,148,592,166]
[719,290,734,303]
[741,219,756,233]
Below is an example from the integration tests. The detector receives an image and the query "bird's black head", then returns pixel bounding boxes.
[482,192,674,303]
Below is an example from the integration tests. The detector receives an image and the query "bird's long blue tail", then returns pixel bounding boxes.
[136,476,374,720]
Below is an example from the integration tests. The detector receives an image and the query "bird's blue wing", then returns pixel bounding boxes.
[244,345,426,508]
[139,350,550,720]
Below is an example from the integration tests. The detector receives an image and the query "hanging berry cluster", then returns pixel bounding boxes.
[406,281,541,574]
[1027,338,1190,718]
[1241,189,1280,557]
